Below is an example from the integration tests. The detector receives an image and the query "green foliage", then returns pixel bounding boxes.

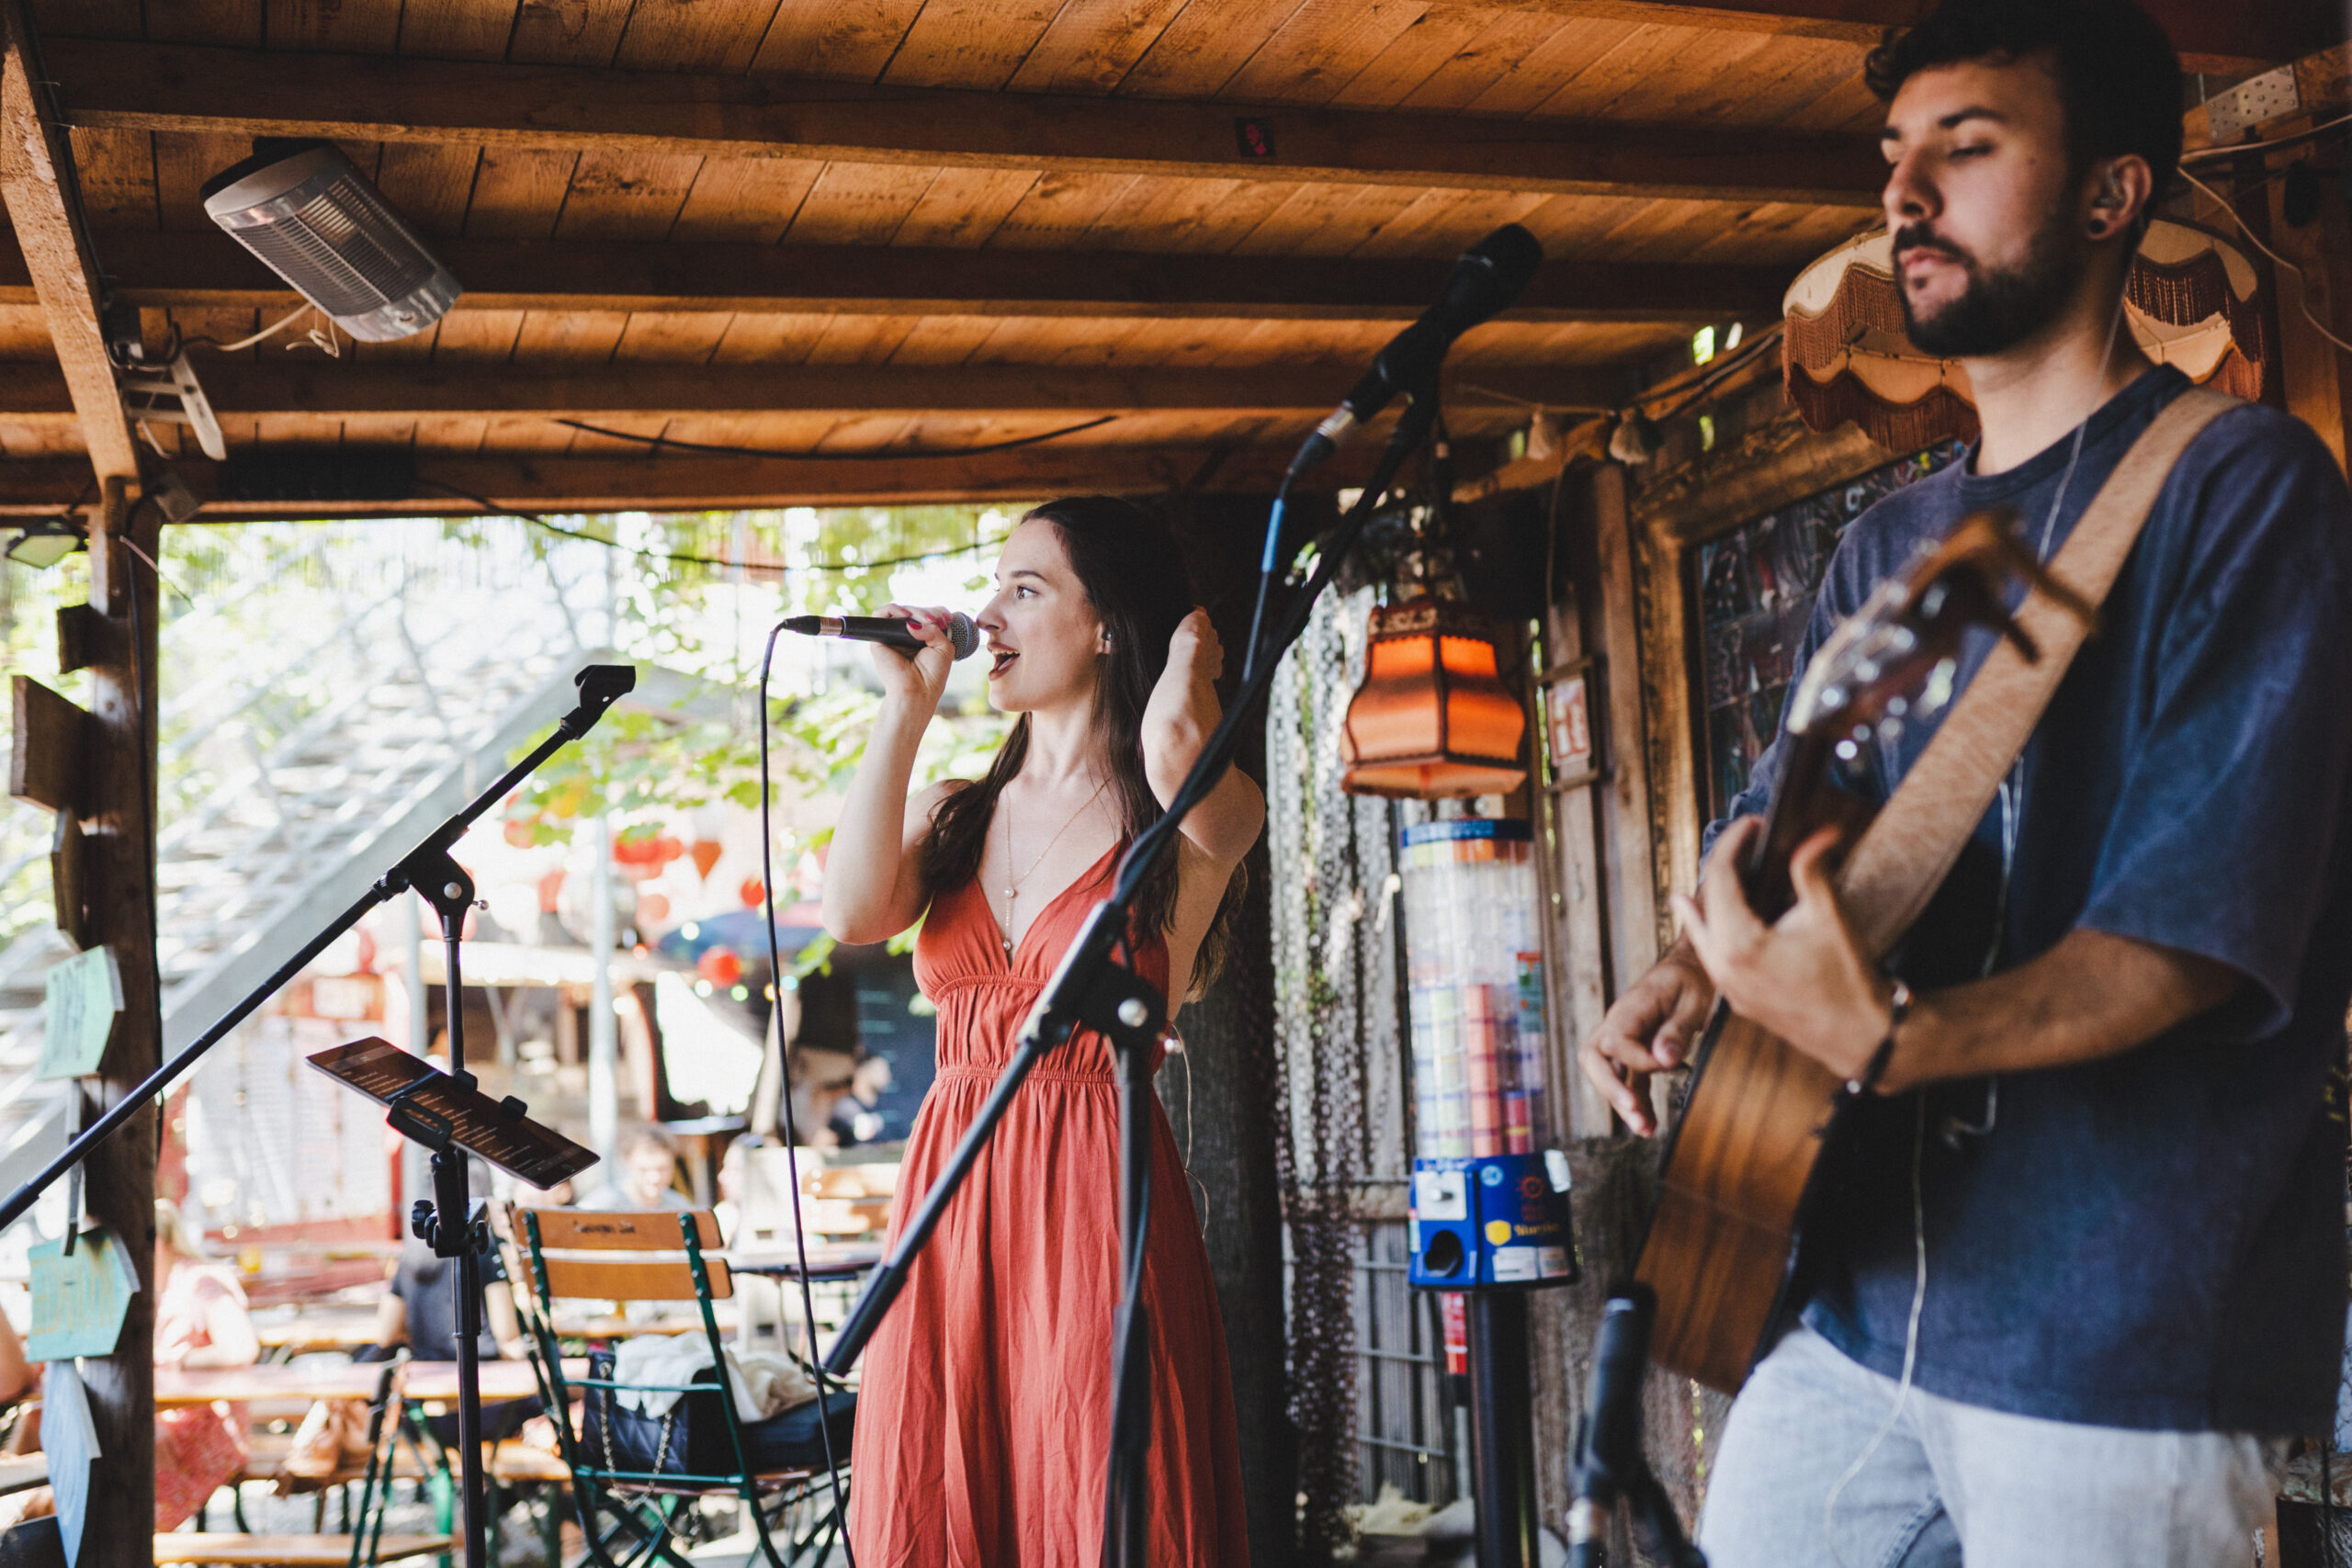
[489,504,1021,974]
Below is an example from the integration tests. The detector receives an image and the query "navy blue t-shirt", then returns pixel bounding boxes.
[1713,367,2352,1433]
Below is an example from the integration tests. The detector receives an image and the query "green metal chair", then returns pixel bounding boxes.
[512,1207,850,1568]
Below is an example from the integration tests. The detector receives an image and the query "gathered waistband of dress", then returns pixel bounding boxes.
[933,1061,1120,1088]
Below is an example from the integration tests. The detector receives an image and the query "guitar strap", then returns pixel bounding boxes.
[1834,385,2239,958]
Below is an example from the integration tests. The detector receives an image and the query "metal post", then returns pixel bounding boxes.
[1468,1292,1539,1568]
[403,890,428,1054]
[588,815,617,1164]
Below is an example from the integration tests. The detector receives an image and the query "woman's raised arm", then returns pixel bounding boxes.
[1140,608,1266,869]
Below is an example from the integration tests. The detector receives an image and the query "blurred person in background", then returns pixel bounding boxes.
[576,1126,689,1211]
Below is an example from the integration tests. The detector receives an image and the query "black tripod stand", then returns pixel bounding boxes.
[0,663,633,1568]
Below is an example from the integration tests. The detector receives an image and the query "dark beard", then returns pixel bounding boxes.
[1897,214,2083,358]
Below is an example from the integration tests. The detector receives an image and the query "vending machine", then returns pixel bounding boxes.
[1398,818,1577,1568]
[1399,818,1576,1289]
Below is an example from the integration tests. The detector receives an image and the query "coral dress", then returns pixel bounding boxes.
[846,845,1250,1567]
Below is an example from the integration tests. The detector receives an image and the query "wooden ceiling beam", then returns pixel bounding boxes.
[0,359,1633,423]
[49,39,1885,207]
[0,4,136,489]
[0,446,1372,517]
[0,229,1792,325]
[1478,0,2322,70]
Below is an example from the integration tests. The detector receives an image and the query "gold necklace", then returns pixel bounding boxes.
[999,777,1110,957]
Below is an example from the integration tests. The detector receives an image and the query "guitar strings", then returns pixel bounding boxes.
[1818,281,2130,1565]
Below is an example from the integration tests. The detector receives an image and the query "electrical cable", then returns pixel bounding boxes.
[182,304,313,355]
[554,415,1117,461]
[1238,472,1294,685]
[2177,166,2352,356]
[1643,322,1787,426]
[413,481,1001,576]
[754,619,855,1564]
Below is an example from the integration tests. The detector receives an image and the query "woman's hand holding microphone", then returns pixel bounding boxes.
[874,602,961,714]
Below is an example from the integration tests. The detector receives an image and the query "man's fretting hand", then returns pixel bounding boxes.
[1671,818,1891,1086]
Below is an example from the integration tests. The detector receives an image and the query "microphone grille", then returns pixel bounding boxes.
[944,613,979,660]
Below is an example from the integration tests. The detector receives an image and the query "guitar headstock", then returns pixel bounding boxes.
[1785,510,2095,752]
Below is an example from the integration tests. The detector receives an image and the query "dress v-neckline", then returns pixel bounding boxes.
[983,840,1119,970]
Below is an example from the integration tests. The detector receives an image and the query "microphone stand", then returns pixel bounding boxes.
[0,664,636,1568]
[1566,1287,1706,1568]
[822,388,1449,1567]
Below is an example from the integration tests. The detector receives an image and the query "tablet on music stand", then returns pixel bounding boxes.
[308,1037,597,1190]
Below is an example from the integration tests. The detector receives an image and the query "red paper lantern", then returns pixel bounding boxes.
[697,947,742,987]
[741,876,766,908]
[637,892,671,927]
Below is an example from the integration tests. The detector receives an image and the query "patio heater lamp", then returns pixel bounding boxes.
[1340,592,1528,800]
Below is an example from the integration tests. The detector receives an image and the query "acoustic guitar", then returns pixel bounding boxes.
[1634,512,2093,1393]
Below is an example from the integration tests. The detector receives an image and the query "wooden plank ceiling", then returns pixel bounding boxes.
[0,0,2321,515]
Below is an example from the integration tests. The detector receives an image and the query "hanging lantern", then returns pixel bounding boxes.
[1782,219,2267,451]
[1340,594,1528,799]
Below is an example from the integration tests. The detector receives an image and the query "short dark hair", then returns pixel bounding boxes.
[1864,0,2183,208]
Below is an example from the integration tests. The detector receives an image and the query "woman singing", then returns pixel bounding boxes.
[823,496,1261,1566]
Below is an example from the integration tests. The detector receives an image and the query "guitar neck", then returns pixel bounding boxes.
[1739,730,1870,923]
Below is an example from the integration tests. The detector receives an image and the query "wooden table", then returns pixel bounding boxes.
[155,1359,580,1407]
[253,1307,380,1355]
[728,1242,884,1281]
[155,1363,381,1406]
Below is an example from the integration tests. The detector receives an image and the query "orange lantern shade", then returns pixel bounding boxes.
[1341,595,1528,799]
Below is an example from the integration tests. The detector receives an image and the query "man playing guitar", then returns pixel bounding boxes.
[1579,0,2352,1562]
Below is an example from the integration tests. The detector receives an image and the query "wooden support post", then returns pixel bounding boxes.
[5,6,157,1562]
[1587,465,1665,995]
[0,5,139,488]
[1537,482,1620,1140]
[74,481,161,1568]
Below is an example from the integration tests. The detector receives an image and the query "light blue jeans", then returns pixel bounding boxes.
[1697,1325,2287,1568]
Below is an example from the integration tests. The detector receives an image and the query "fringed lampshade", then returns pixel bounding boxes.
[1340,595,1528,800]
[1782,220,2267,450]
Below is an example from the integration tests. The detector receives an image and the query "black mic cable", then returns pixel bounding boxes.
[756,619,856,1564]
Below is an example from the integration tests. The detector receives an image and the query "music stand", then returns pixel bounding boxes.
[310,1038,596,1568]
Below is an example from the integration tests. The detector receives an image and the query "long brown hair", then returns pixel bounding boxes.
[925,496,1200,958]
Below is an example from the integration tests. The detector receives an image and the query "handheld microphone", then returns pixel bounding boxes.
[780,613,979,660]
[1287,223,1544,478]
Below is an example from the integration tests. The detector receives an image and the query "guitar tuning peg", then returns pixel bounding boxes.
[1835,739,1861,761]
